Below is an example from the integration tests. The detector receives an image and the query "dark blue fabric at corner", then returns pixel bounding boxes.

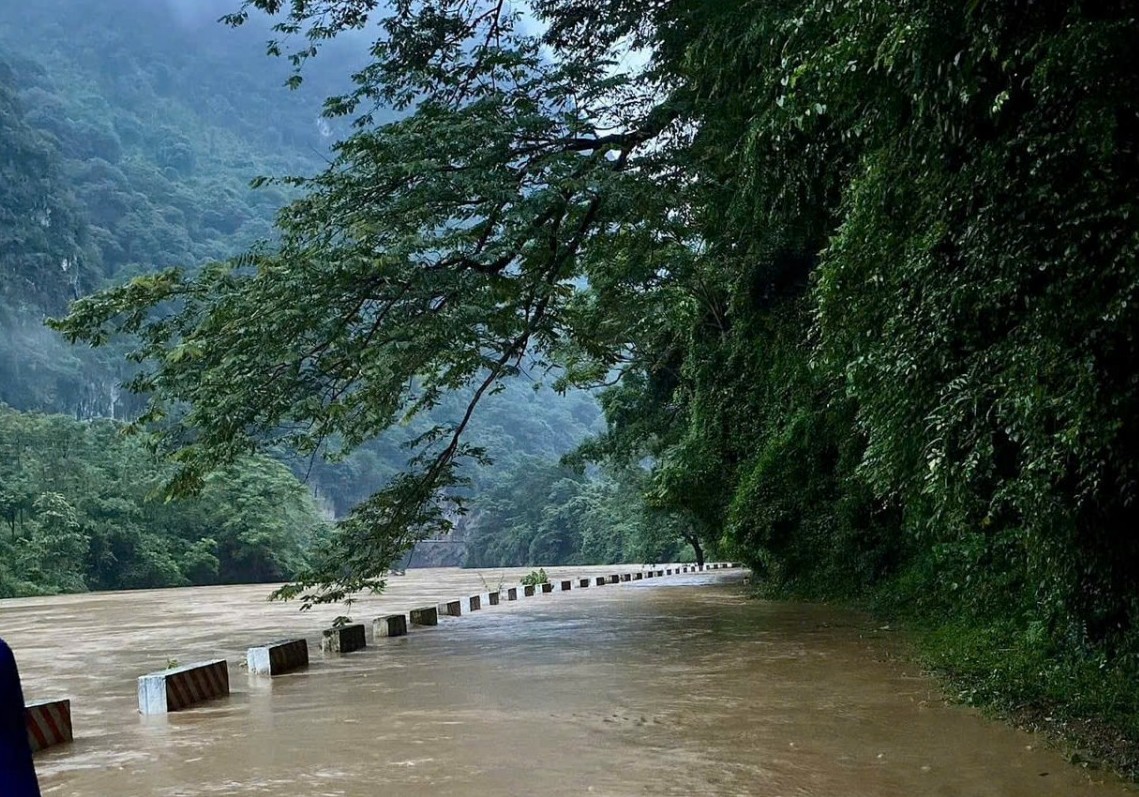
[0,638,41,797]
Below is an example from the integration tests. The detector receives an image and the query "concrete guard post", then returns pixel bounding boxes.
[560,580,572,591]
[655,570,665,577]
[321,624,367,654]
[468,595,482,612]
[506,587,518,601]
[578,578,590,588]
[541,582,555,593]
[410,607,439,626]
[488,591,500,606]
[247,639,309,676]
[608,575,620,584]
[594,576,606,586]
[26,699,72,753]
[438,600,462,618]
[523,584,536,597]
[374,615,408,638]
[633,572,643,580]
[138,659,230,714]
[645,571,654,578]
[620,573,631,582]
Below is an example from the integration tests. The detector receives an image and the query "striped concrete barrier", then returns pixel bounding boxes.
[646,571,654,578]
[560,580,572,591]
[541,582,555,593]
[26,699,72,753]
[594,576,606,586]
[633,572,643,580]
[620,573,631,582]
[523,584,536,597]
[374,614,408,638]
[322,623,367,654]
[488,591,500,606]
[138,659,230,715]
[578,578,590,588]
[247,639,308,676]
[438,600,462,617]
[506,587,518,601]
[410,606,438,626]
[666,569,673,575]
[608,574,620,584]
[655,570,664,577]
[468,595,482,611]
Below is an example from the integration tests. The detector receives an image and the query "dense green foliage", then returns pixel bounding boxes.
[465,459,692,568]
[0,403,329,597]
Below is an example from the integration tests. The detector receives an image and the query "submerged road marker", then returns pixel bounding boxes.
[468,595,482,611]
[438,600,462,617]
[488,591,500,606]
[374,614,408,638]
[138,660,230,714]
[560,580,572,591]
[410,606,438,626]
[26,699,72,753]
[247,639,308,676]
[322,624,367,654]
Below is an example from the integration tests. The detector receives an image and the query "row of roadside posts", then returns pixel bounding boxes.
[19,563,742,754]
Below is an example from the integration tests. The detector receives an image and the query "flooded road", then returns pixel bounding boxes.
[1,565,1132,796]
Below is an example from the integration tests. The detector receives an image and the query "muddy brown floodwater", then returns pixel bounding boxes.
[0,565,1133,796]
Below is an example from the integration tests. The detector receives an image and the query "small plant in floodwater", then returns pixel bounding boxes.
[164,658,179,670]
[478,572,506,593]
[331,614,353,628]
[521,568,549,586]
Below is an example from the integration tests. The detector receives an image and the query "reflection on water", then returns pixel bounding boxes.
[0,566,1130,796]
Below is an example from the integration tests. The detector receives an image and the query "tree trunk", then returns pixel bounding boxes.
[689,536,705,568]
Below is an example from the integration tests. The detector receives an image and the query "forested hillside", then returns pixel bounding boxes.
[0,404,328,596]
[0,0,341,416]
[56,0,1139,773]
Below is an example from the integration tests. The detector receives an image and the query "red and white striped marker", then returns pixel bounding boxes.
[26,699,72,753]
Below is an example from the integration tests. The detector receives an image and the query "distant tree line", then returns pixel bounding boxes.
[0,404,329,597]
